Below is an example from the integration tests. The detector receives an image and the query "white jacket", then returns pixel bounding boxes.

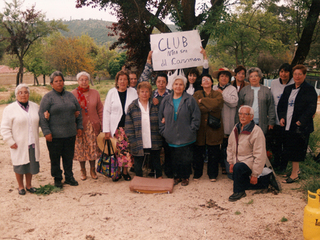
[103,87,138,136]
[1,101,40,166]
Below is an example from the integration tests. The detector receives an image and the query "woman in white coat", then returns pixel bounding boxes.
[1,84,40,195]
[103,70,138,181]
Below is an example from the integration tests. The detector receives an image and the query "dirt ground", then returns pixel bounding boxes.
[0,85,310,240]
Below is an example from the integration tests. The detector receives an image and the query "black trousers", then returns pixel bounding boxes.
[269,125,287,171]
[134,149,162,178]
[193,144,220,179]
[163,140,173,178]
[46,136,76,181]
[233,162,270,193]
[170,144,193,179]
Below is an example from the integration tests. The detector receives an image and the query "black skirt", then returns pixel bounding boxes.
[283,131,309,162]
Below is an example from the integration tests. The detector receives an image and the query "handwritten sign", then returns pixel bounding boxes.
[150,30,203,71]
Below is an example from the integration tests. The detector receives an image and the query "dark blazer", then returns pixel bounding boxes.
[277,81,317,133]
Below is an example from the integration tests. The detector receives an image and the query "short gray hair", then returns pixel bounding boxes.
[50,71,65,83]
[15,84,30,97]
[247,67,263,79]
[76,71,91,81]
[239,105,254,116]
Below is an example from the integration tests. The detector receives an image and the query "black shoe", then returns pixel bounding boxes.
[26,187,37,193]
[148,172,155,177]
[123,173,131,181]
[64,178,78,186]
[18,189,26,195]
[54,180,63,189]
[112,174,122,182]
[228,192,246,202]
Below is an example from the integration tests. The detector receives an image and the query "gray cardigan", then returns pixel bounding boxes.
[158,92,201,146]
[39,89,83,138]
[238,85,275,134]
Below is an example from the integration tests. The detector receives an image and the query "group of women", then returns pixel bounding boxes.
[1,54,317,194]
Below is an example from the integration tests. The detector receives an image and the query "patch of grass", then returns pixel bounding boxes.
[29,91,42,104]
[245,199,254,205]
[36,184,61,195]
[235,211,241,215]
[0,87,7,92]
[39,131,44,137]
[0,91,16,104]
[309,115,320,154]
[280,217,288,222]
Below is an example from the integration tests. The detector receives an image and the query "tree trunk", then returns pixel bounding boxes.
[18,58,24,85]
[43,74,46,86]
[34,75,39,85]
[291,0,320,66]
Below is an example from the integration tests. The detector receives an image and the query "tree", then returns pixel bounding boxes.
[291,0,320,66]
[76,0,226,74]
[207,1,285,68]
[0,0,66,85]
[108,52,126,78]
[45,33,95,76]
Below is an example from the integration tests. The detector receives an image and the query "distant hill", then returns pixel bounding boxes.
[59,19,178,45]
[60,19,117,44]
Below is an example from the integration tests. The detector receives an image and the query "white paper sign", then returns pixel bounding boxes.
[150,30,203,71]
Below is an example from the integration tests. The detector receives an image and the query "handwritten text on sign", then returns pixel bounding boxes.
[150,30,203,71]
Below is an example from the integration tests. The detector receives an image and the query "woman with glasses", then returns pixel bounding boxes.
[238,67,275,135]
[71,71,103,180]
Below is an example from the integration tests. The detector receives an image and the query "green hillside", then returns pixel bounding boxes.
[59,19,178,45]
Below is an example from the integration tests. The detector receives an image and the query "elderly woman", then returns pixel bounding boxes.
[1,84,40,195]
[270,63,294,172]
[227,105,268,201]
[193,74,224,181]
[238,67,275,135]
[159,75,201,186]
[71,71,103,180]
[212,68,238,176]
[39,71,83,189]
[278,64,317,183]
[103,70,138,181]
[231,65,249,93]
[125,82,163,178]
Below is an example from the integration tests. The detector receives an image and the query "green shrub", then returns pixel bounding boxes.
[29,91,42,104]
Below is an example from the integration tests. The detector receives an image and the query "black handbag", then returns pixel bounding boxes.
[203,91,221,129]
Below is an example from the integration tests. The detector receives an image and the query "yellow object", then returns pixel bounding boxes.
[303,189,320,240]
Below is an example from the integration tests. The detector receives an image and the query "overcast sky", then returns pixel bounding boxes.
[0,0,117,22]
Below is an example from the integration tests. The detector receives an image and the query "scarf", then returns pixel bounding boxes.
[218,82,230,91]
[76,86,89,115]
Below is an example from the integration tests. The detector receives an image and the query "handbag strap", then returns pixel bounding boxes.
[103,139,115,156]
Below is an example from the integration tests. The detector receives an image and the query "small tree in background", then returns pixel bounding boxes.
[0,0,66,85]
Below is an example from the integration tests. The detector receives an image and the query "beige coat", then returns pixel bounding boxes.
[193,89,224,146]
[227,123,267,177]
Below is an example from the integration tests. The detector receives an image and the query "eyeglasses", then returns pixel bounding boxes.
[202,77,211,82]
[79,79,89,82]
[17,91,29,95]
[238,113,252,116]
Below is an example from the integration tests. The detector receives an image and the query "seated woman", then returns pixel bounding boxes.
[125,82,163,178]
[227,106,269,202]
[1,84,40,195]
[159,75,201,186]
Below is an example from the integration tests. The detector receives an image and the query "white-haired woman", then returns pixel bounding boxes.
[159,76,201,186]
[71,71,103,180]
[1,84,40,195]
[238,67,275,135]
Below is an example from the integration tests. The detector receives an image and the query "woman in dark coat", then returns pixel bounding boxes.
[278,64,317,183]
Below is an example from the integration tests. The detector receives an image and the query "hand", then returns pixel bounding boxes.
[198,99,202,103]
[152,98,159,105]
[10,143,18,149]
[104,132,111,140]
[45,134,53,142]
[296,121,301,126]
[44,110,50,120]
[216,89,223,93]
[279,118,285,127]
[200,47,207,60]
[161,118,165,124]
[75,111,80,118]
[268,125,274,130]
[229,164,234,173]
[77,129,83,137]
[147,51,153,64]
[250,176,258,185]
